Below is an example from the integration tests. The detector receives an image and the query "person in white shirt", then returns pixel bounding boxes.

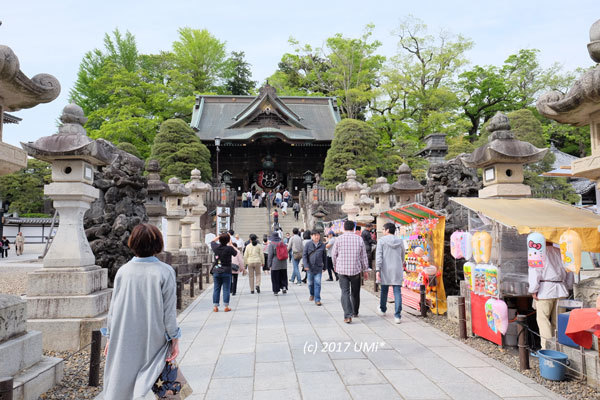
[528,242,574,349]
[281,201,288,216]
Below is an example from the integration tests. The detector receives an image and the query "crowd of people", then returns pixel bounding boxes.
[240,188,301,220]
[100,219,406,398]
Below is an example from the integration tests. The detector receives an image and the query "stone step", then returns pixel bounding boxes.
[26,289,112,319]
[0,331,43,377]
[12,356,63,400]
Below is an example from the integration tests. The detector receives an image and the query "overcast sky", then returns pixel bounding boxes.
[2,1,598,147]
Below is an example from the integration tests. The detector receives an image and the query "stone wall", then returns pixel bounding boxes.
[422,156,481,295]
[84,148,148,284]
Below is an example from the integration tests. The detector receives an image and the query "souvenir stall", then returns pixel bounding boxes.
[379,203,447,315]
[450,197,600,346]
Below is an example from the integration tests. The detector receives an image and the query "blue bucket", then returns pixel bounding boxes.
[532,349,570,381]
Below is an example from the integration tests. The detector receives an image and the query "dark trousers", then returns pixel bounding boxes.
[271,269,288,293]
[263,253,269,271]
[326,256,337,280]
[294,210,299,220]
[1,248,7,258]
[339,273,361,318]
[231,273,239,294]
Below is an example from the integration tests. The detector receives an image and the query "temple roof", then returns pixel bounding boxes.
[461,112,548,168]
[3,113,21,124]
[191,85,341,143]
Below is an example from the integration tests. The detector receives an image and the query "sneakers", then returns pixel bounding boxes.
[213,306,219,312]
[376,308,385,316]
[344,317,352,324]
[256,286,261,293]
[282,289,287,294]
[232,293,236,296]
[274,292,279,296]
[326,278,333,281]
[250,291,255,294]
[315,301,322,306]
[309,296,314,301]
[224,307,231,312]
[394,317,401,324]
[296,282,302,285]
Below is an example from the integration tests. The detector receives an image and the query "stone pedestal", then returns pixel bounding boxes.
[181,219,193,252]
[145,159,169,230]
[0,295,63,400]
[336,169,362,221]
[165,177,190,252]
[21,104,114,351]
[185,169,211,248]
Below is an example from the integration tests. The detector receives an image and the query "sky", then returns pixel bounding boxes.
[2,0,598,147]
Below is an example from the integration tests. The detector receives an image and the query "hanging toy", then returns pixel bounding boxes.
[485,298,497,333]
[492,299,509,335]
[471,232,491,263]
[461,232,473,260]
[485,265,498,297]
[463,262,474,291]
[450,231,463,259]
[474,264,486,295]
[527,232,546,269]
[472,232,482,263]
[559,229,582,274]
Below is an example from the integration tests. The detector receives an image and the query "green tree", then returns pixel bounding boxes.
[371,16,473,140]
[116,142,141,158]
[172,27,227,93]
[223,51,256,95]
[150,119,212,181]
[321,119,380,187]
[0,159,51,214]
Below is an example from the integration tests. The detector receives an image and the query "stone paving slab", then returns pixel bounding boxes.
[96,261,565,400]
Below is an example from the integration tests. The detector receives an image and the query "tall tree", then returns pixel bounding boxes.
[150,119,212,182]
[172,27,227,93]
[223,51,256,95]
[0,159,51,214]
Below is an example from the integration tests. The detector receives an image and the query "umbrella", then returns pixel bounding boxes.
[565,308,600,349]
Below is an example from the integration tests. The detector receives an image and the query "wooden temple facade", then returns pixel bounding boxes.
[190,85,340,194]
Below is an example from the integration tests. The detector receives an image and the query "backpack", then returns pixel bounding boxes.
[276,241,288,261]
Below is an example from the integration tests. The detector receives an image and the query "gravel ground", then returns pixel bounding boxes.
[362,279,600,400]
[0,269,207,399]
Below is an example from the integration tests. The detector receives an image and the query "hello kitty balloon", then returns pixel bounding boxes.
[527,232,546,269]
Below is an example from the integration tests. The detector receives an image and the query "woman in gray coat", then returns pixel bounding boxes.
[268,232,289,295]
[101,224,181,399]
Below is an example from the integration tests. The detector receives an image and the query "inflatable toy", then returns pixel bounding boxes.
[527,232,546,269]
[485,298,509,335]
[461,232,473,260]
[463,262,474,291]
[472,231,492,263]
[450,231,463,259]
[485,264,499,297]
[559,229,582,274]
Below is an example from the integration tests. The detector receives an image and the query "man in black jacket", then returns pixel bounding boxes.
[361,223,376,268]
[302,230,327,306]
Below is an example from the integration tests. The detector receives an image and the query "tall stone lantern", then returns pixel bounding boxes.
[356,185,375,225]
[185,168,211,247]
[21,103,114,351]
[336,169,362,221]
[391,163,424,206]
[461,112,547,198]
[165,177,190,252]
[369,177,393,215]
[180,196,198,252]
[537,19,600,184]
[145,159,169,229]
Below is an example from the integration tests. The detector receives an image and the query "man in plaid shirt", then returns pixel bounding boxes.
[332,220,370,323]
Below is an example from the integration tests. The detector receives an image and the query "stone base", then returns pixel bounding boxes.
[0,294,27,342]
[12,356,63,400]
[446,295,459,323]
[27,266,107,296]
[27,314,108,351]
[0,331,43,377]
[478,183,531,198]
[26,289,111,319]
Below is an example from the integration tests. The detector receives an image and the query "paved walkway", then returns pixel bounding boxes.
[174,268,564,400]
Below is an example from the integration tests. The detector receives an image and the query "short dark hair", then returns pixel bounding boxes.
[293,227,299,235]
[383,222,396,234]
[228,229,235,236]
[303,230,312,239]
[343,220,355,231]
[219,233,230,245]
[356,225,361,231]
[128,224,163,257]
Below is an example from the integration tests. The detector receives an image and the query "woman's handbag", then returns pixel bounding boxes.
[152,361,193,399]
[231,263,240,272]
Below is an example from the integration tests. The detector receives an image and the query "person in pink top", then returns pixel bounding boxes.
[231,242,246,296]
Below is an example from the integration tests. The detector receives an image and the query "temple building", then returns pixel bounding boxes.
[190,84,340,194]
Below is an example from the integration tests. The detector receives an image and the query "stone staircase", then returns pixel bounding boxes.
[232,207,304,241]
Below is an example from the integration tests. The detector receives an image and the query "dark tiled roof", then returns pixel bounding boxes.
[4,217,56,225]
[548,144,596,195]
[3,112,22,124]
[191,90,340,142]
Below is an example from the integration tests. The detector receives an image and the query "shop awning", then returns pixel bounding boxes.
[450,197,600,252]
[380,203,442,225]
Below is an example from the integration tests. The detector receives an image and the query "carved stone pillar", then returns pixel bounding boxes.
[185,168,211,247]
[336,169,362,221]
[165,178,190,252]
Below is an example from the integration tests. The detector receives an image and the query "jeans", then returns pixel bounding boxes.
[307,271,322,302]
[379,285,402,319]
[213,272,232,306]
[339,273,361,318]
[290,258,301,283]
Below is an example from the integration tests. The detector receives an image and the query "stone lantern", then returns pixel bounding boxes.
[461,112,547,198]
[356,185,375,225]
[369,177,393,214]
[312,205,328,232]
[336,169,362,221]
[165,177,190,252]
[21,103,114,351]
[185,168,211,247]
[145,159,169,229]
[180,196,197,252]
[537,19,600,184]
[218,209,230,233]
[391,163,424,206]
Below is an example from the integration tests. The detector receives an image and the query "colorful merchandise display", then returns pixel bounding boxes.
[463,262,473,290]
[559,229,582,274]
[485,264,499,297]
[485,298,509,335]
[380,204,446,315]
[527,232,546,269]
[472,231,492,263]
